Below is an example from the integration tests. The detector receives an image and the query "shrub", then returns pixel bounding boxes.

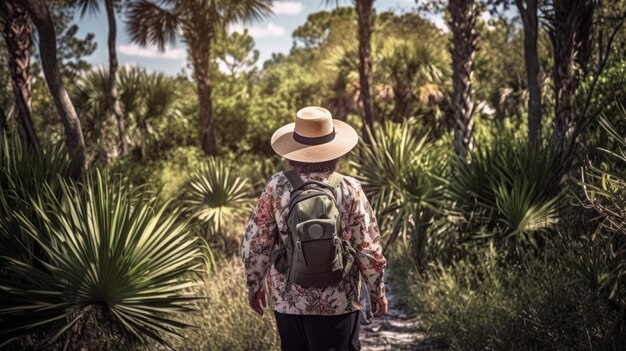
[185,157,253,238]
[401,245,625,350]
[106,145,206,201]
[166,258,281,351]
[447,135,564,254]
[0,171,209,349]
[351,121,449,266]
[352,120,434,212]
[576,110,626,316]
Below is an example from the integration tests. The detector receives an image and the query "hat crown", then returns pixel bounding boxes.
[294,107,333,138]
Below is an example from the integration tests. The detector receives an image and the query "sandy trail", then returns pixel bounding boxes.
[359,284,445,351]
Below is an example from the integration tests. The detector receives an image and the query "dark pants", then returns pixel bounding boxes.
[274,310,361,351]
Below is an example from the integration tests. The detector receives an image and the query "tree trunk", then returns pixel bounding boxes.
[356,0,375,142]
[190,41,218,156]
[545,0,595,157]
[449,0,478,158]
[1,0,39,148]
[548,0,573,154]
[105,0,127,156]
[515,0,542,146]
[17,0,87,178]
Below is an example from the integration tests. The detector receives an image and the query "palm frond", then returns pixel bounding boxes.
[448,134,564,250]
[352,121,449,254]
[224,0,273,24]
[185,157,253,235]
[126,0,179,51]
[73,0,101,18]
[0,170,209,348]
[0,133,70,264]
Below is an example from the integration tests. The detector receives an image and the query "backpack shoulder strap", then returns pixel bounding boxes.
[327,172,344,189]
[283,169,304,189]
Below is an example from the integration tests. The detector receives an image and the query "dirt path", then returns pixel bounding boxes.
[359,284,445,351]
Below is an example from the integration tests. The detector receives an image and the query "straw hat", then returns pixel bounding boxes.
[271,106,359,163]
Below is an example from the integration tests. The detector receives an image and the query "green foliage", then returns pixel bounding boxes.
[71,68,116,159]
[165,258,280,351]
[126,68,181,158]
[448,135,563,252]
[126,0,273,51]
[72,67,183,160]
[352,121,431,211]
[397,245,626,350]
[50,3,97,81]
[0,133,70,263]
[293,7,356,54]
[493,178,560,239]
[105,145,206,202]
[375,37,449,124]
[185,157,253,236]
[352,121,449,265]
[0,171,209,349]
[213,29,260,77]
[473,18,529,121]
[576,108,626,309]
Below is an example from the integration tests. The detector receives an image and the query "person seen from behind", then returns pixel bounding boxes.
[242,106,388,351]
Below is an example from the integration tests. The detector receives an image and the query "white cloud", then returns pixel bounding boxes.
[230,22,286,38]
[272,1,304,15]
[118,44,186,60]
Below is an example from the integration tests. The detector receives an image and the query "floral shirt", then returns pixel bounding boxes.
[241,170,386,315]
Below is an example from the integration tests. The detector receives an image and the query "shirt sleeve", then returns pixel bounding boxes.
[345,178,386,299]
[241,175,278,296]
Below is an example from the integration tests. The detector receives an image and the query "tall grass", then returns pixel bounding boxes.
[167,258,280,351]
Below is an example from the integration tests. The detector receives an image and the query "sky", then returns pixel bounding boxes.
[72,0,433,76]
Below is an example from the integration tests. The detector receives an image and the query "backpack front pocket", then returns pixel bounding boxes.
[295,219,338,267]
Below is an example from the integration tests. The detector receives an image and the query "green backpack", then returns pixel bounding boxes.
[271,170,356,287]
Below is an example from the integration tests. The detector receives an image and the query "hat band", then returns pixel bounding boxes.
[293,128,336,145]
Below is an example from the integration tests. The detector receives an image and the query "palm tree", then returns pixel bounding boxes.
[73,66,180,160]
[377,39,447,123]
[326,0,376,142]
[15,0,87,178]
[125,0,272,156]
[0,0,39,148]
[74,0,129,156]
[543,0,595,158]
[71,68,113,161]
[448,0,479,158]
[355,0,376,142]
[120,67,180,159]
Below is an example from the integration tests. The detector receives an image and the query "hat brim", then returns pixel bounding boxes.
[270,119,359,163]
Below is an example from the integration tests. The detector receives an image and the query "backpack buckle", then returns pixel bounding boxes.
[296,241,302,251]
